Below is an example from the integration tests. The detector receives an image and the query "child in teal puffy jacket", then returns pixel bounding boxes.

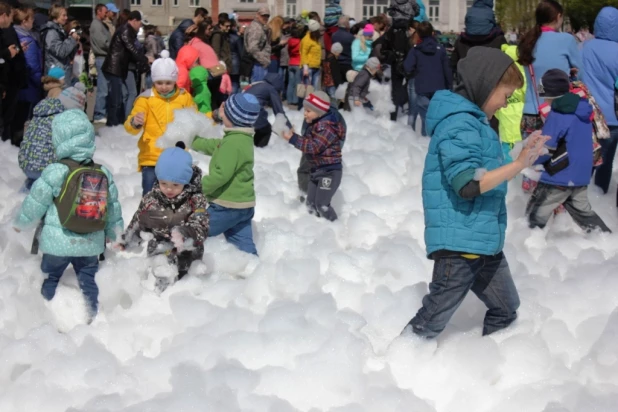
[14,110,124,321]
[402,48,548,339]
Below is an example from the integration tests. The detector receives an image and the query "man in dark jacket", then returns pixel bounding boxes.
[244,73,291,147]
[404,21,452,136]
[102,11,150,127]
[168,7,208,59]
[210,13,232,71]
[0,1,27,145]
[331,16,354,82]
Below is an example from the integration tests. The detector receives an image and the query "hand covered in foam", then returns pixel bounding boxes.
[273,113,291,138]
[171,227,186,252]
[512,131,551,168]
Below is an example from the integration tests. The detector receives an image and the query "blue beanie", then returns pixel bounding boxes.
[224,93,261,127]
[155,142,193,185]
[48,67,66,80]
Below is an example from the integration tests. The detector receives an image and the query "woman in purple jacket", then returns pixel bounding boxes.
[13,7,42,146]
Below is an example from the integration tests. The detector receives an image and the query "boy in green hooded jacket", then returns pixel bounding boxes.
[191,93,261,255]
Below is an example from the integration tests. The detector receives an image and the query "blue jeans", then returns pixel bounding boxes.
[416,94,431,137]
[94,57,108,121]
[287,66,300,105]
[407,79,418,128]
[268,59,280,74]
[106,73,125,127]
[41,254,100,316]
[594,126,618,194]
[22,169,41,192]
[142,166,157,196]
[123,70,138,120]
[207,203,257,255]
[298,68,321,110]
[251,64,268,83]
[144,72,153,90]
[406,252,520,338]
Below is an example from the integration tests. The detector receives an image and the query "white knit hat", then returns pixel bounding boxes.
[308,19,321,32]
[151,50,179,82]
[331,42,343,54]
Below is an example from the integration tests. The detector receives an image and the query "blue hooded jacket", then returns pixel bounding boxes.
[169,19,194,59]
[465,0,496,36]
[582,7,618,126]
[15,110,124,257]
[244,73,291,130]
[403,36,452,96]
[15,25,43,104]
[422,90,507,257]
[414,0,428,22]
[537,95,594,186]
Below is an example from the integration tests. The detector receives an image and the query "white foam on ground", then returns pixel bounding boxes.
[1,83,618,411]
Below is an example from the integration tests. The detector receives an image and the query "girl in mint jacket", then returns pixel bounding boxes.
[14,110,123,318]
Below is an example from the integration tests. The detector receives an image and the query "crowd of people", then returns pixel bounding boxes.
[6,0,618,335]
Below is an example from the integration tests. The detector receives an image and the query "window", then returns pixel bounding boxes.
[286,0,296,18]
[239,0,255,3]
[189,0,200,7]
[130,0,140,5]
[151,0,162,6]
[362,0,388,20]
[466,0,473,9]
[429,0,439,22]
[173,0,178,6]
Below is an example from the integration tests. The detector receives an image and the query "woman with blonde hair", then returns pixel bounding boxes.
[268,16,288,75]
[40,4,80,76]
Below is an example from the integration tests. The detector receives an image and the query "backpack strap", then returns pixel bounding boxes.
[58,158,95,168]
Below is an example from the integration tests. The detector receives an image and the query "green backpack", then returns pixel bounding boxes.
[54,159,109,234]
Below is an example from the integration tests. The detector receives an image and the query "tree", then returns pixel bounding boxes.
[495,0,537,31]
[564,0,618,32]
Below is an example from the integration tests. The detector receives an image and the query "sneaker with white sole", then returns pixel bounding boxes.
[93,118,107,124]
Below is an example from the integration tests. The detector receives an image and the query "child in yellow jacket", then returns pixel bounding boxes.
[124,50,197,195]
[299,20,323,107]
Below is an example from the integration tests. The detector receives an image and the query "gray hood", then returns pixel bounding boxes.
[454,46,514,108]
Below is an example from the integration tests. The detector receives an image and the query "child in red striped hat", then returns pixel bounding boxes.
[281,91,347,221]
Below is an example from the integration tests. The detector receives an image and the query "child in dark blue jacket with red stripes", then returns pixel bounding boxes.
[282,91,346,221]
[526,69,611,232]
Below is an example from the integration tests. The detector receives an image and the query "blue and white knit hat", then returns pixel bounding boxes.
[324,0,342,27]
[224,93,261,127]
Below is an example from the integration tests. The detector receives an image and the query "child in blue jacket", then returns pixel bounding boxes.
[14,110,124,321]
[403,47,548,339]
[526,69,610,233]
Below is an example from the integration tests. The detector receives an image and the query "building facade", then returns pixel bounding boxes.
[127,0,474,33]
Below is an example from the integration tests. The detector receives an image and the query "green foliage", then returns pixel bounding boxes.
[565,0,618,31]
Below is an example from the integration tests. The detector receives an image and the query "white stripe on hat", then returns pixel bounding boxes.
[307,94,330,112]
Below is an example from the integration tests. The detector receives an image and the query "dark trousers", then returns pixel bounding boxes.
[11,100,35,147]
[41,254,100,317]
[339,63,352,84]
[142,166,157,196]
[254,124,272,147]
[406,252,520,338]
[297,154,311,194]
[594,126,618,195]
[208,76,224,110]
[526,182,611,233]
[389,72,408,122]
[306,168,342,221]
[106,73,125,127]
[1,87,19,144]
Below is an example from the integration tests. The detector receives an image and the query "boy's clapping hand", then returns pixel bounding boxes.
[131,112,145,128]
[516,131,551,168]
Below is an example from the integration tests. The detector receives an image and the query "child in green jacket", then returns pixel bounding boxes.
[191,93,261,255]
[190,66,212,116]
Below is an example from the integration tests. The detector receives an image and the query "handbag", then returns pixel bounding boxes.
[296,76,314,98]
[208,64,227,78]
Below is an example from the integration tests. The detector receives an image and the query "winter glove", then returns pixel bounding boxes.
[171,226,195,252]
[219,73,232,94]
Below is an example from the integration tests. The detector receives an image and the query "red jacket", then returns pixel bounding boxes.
[323,25,338,53]
[176,45,200,92]
[288,38,301,66]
